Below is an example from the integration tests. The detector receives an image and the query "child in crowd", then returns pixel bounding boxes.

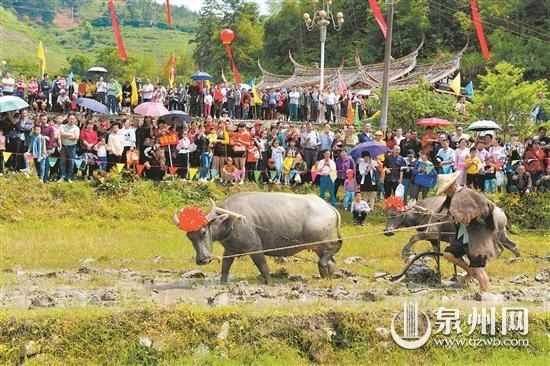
[265,158,278,184]
[343,169,357,210]
[271,139,285,184]
[283,148,296,185]
[221,156,239,185]
[464,146,482,189]
[95,137,108,171]
[0,130,5,176]
[246,143,260,183]
[286,138,299,158]
[291,154,307,185]
[481,155,497,193]
[351,192,371,226]
[28,125,47,182]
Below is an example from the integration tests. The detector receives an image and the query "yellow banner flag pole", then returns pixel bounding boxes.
[37,41,47,77]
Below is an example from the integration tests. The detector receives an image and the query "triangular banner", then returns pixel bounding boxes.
[210,169,218,179]
[330,171,337,182]
[169,167,178,175]
[254,170,261,181]
[136,164,145,175]
[269,171,277,180]
[189,168,198,180]
[311,169,318,183]
[289,170,296,180]
[74,159,83,169]
[25,153,34,163]
[116,163,125,172]
[2,152,12,162]
[48,157,58,167]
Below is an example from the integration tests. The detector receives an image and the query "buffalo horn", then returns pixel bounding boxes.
[173,211,180,227]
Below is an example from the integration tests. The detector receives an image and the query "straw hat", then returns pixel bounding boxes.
[436,171,461,195]
[374,130,383,136]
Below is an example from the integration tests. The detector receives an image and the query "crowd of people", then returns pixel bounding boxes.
[1,104,548,220]
[0,72,375,123]
[2,72,549,224]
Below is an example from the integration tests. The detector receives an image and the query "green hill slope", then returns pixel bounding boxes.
[0,6,194,77]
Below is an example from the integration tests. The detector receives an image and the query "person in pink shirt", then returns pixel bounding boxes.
[27,76,39,109]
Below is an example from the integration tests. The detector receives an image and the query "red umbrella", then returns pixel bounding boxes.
[416,118,453,127]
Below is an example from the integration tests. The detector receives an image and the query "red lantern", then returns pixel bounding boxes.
[220,29,235,45]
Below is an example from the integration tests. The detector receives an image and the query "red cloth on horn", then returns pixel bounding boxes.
[179,207,209,232]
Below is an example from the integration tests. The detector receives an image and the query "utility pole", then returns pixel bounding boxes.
[379,0,395,132]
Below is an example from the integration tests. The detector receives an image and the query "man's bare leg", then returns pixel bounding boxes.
[443,252,474,283]
[471,267,491,293]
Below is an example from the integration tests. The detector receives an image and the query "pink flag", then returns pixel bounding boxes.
[338,69,347,96]
[311,169,318,183]
[368,0,388,38]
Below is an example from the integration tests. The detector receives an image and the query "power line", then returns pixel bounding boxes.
[426,0,550,45]
[444,0,550,38]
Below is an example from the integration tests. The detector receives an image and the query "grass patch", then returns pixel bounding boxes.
[0,305,548,365]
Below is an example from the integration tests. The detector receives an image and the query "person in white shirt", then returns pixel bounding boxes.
[96,76,107,105]
[141,79,154,102]
[351,192,371,226]
[204,91,213,117]
[56,89,71,112]
[107,123,125,170]
[323,88,337,123]
[288,87,300,122]
[394,128,405,146]
[317,149,337,206]
[119,119,136,158]
[2,72,15,95]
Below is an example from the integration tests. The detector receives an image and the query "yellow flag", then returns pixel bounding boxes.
[3,152,12,162]
[205,80,210,88]
[252,84,262,105]
[189,168,198,180]
[116,163,125,172]
[450,72,461,95]
[131,77,139,106]
[37,41,46,75]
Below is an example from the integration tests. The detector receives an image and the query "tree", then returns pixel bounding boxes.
[64,54,92,79]
[473,62,548,136]
[95,47,136,80]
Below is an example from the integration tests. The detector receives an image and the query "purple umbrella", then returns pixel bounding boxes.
[350,142,390,160]
[161,110,192,125]
[134,102,169,117]
[75,97,109,114]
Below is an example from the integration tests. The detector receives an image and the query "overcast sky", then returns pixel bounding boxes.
[156,0,268,14]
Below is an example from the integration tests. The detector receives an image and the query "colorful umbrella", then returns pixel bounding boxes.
[350,142,390,160]
[162,110,192,125]
[0,95,29,113]
[75,97,109,114]
[191,71,213,81]
[416,118,453,127]
[134,102,169,117]
[467,120,502,131]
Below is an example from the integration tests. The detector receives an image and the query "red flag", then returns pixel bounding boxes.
[368,0,387,38]
[225,45,242,84]
[165,0,172,26]
[470,0,491,60]
[169,167,178,175]
[107,0,128,61]
[163,53,176,76]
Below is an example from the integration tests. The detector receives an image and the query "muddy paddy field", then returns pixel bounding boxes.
[1,177,549,365]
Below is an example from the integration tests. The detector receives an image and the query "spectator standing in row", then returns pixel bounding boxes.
[318,149,337,207]
[58,113,80,183]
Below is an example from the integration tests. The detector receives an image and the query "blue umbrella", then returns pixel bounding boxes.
[162,110,192,125]
[191,71,213,81]
[75,97,109,114]
[350,142,390,160]
[0,95,29,113]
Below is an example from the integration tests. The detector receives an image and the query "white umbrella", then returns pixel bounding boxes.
[238,83,251,91]
[467,120,502,132]
[88,67,108,74]
[355,89,371,97]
